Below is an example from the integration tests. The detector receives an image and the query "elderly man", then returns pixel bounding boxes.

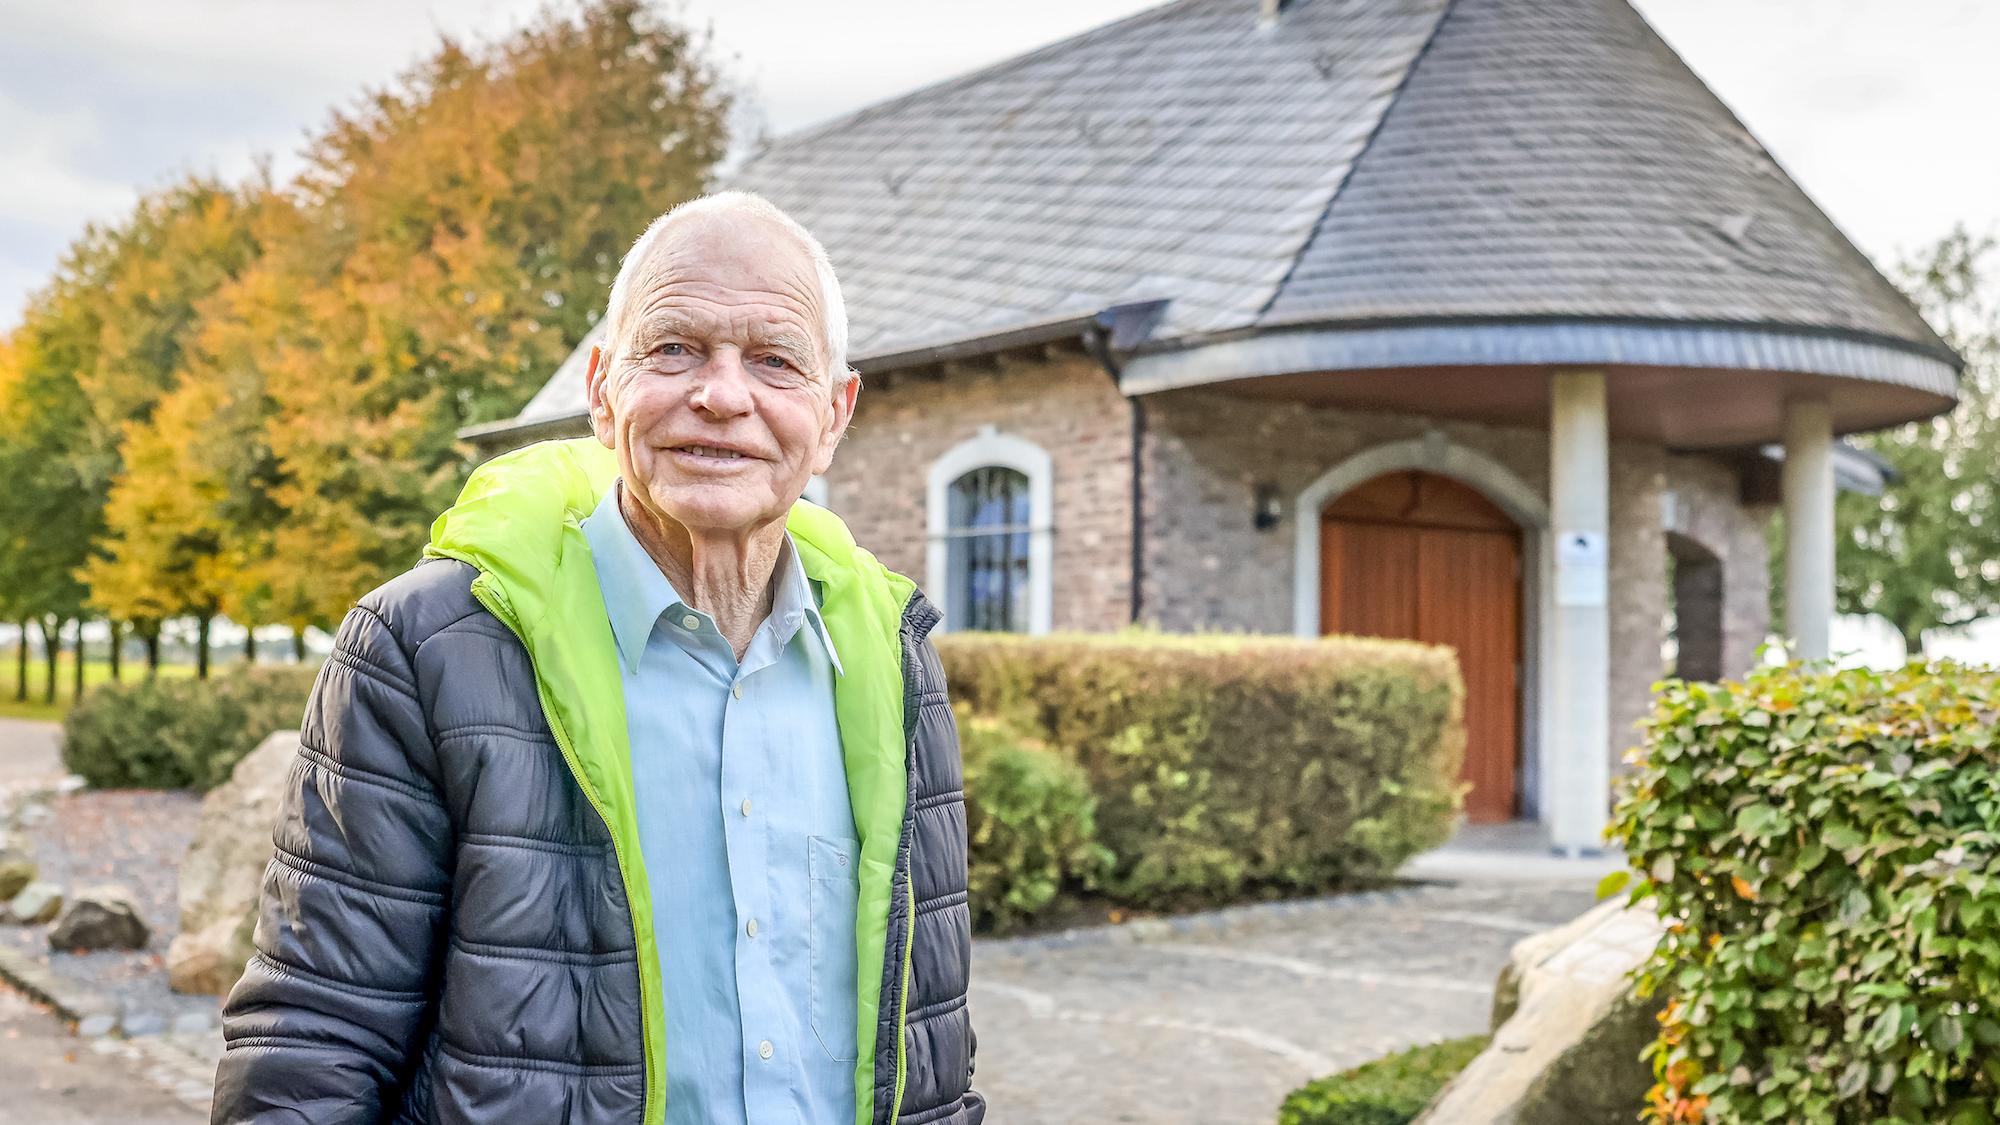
[212,193,983,1125]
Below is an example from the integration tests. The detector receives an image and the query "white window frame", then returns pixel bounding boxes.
[926,426,1054,634]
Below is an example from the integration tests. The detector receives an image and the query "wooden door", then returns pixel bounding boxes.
[1321,471,1521,822]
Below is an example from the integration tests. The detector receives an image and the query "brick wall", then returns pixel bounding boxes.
[819,351,1134,632]
[1137,390,1549,632]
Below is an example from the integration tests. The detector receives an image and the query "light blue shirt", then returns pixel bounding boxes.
[582,483,858,1125]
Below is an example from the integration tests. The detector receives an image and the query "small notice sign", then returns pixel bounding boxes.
[1555,529,1608,606]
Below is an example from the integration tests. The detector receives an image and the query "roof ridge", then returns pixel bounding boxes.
[1254,0,1464,324]
[742,0,1209,154]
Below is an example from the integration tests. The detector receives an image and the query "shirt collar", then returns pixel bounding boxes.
[581,481,843,677]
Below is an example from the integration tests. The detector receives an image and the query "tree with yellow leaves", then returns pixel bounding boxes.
[209,0,730,629]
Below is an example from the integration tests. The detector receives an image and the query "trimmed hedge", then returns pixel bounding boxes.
[1608,659,2000,1125]
[1277,1035,1489,1125]
[957,709,1115,932]
[62,666,319,790]
[940,631,1464,911]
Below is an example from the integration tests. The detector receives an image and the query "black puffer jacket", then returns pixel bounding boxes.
[210,555,982,1124]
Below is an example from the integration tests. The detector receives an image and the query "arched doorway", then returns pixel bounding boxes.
[1665,532,1725,683]
[1320,470,1524,822]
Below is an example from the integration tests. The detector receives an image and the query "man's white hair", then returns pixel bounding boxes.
[602,190,850,381]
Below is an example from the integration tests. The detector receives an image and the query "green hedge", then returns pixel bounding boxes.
[1278,1035,1488,1125]
[957,709,1115,932]
[62,666,319,790]
[940,631,1464,911]
[1608,659,2000,1125]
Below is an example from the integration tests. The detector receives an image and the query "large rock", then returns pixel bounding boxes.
[49,885,150,951]
[1413,897,1666,1125]
[7,881,62,924]
[166,730,298,995]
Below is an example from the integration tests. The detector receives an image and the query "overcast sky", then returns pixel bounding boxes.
[3,0,1998,331]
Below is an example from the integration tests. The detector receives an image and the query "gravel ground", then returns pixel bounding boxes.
[2,790,219,1033]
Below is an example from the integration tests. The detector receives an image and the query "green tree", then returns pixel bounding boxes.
[1835,229,2000,656]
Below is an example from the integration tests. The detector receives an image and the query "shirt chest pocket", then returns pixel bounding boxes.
[808,834,861,1063]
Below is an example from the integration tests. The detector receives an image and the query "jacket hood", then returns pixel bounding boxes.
[426,437,889,616]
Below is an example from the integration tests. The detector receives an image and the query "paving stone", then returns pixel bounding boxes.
[969,878,1599,1123]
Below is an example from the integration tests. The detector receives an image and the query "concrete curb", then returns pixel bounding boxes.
[0,936,117,1029]
[980,881,1455,954]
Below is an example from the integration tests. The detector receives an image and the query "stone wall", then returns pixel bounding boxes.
[820,351,1134,632]
[1664,453,1775,680]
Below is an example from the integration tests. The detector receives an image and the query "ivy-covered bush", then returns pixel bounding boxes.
[940,631,1464,911]
[1608,659,2000,1125]
[62,666,319,790]
[958,709,1114,932]
[1277,1035,1489,1125]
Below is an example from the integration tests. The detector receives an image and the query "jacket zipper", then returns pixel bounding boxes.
[889,875,916,1122]
[887,593,924,1124]
[470,582,662,1125]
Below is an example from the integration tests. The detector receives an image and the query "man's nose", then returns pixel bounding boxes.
[689,352,755,417]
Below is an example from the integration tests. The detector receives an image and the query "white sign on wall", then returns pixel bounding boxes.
[1555,529,1608,607]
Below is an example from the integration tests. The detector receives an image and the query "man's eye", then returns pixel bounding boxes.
[656,342,685,357]
[760,355,789,369]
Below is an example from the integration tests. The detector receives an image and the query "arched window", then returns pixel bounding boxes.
[946,466,1032,631]
[926,428,1053,634]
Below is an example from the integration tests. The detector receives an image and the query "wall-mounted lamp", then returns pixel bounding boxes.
[1253,482,1283,531]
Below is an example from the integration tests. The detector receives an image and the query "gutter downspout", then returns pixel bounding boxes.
[1084,318,1146,626]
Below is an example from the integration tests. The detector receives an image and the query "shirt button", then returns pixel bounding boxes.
[740,798,752,817]
[680,613,699,630]
[731,682,744,700]
[746,917,759,938]
[758,1040,774,1060]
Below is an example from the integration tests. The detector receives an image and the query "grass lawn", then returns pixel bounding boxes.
[0,652,195,723]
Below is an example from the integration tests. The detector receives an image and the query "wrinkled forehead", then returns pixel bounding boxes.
[629,212,825,337]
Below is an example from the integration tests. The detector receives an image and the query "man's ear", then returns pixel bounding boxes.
[586,344,616,449]
[813,367,860,476]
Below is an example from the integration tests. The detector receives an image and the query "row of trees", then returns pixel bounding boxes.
[0,0,730,700]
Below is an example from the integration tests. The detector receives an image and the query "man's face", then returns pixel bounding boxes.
[586,212,856,537]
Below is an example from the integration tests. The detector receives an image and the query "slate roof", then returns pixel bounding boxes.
[481,0,1952,438]
[1260,0,1945,345]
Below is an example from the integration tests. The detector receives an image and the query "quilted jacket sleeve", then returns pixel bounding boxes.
[211,603,453,1123]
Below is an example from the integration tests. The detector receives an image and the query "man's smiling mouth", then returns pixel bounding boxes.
[668,442,759,463]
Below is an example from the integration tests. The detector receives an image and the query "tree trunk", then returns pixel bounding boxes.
[1902,624,1927,664]
[71,618,85,700]
[108,621,123,682]
[293,627,307,664]
[145,630,160,678]
[13,619,27,702]
[37,617,59,705]
[196,616,212,680]
[244,625,258,665]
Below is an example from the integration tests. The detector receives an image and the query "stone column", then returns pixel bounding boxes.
[1547,370,1611,856]
[1783,396,1835,661]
